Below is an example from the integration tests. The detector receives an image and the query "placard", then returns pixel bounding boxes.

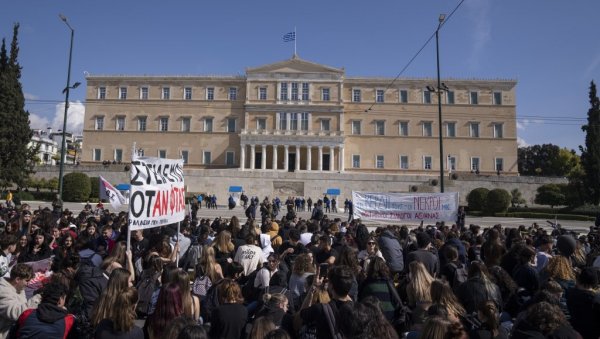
[352,191,459,222]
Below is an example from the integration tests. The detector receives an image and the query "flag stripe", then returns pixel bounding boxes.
[283,32,295,42]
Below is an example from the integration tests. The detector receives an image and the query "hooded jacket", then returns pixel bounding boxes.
[15,303,74,339]
[259,234,274,261]
[378,230,404,273]
[266,222,283,248]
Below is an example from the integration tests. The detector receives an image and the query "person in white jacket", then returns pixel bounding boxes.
[0,263,41,338]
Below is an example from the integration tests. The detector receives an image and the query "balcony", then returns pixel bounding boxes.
[241,129,343,137]
[240,129,345,145]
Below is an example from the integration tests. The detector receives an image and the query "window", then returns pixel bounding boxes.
[352,89,361,102]
[116,117,125,131]
[114,149,123,162]
[375,121,385,136]
[280,83,288,100]
[140,87,148,100]
[138,149,144,156]
[470,91,479,105]
[446,91,455,104]
[493,91,502,105]
[184,87,192,100]
[352,155,360,168]
[229,87,237,101]
[322,88,330,101]
[302,83,309,101]
[422,122,432,137]
[423,90,432,104]
[376,155,384,169]
[119,87,127,100]
[181,117,191,132]
[226,151,235,166]
[495,158,504,172]
[321,119,331,131]
[291,83,299,101]
[203,151,211,165]
[259,87,267,100]
[290,113,298,130]
[446,122,456,137]
[300,113,309,130]
[400,155,409,169]
[98,87,106,100]
[493,123,503,138]
[448,156,457,171]
[399,89,408,103]
[278,113,287,130]
[162,87,170,100]
[206,87,214,101]
[227,118,236,133]
[257,118,267,130]
[470,122,480,137]
[376,89,384,103]
[423,156,432,170]
[138,116,147,131]
[399,121,409,136]
[181,150,189,164]
[158,150,166,159]
[160,117,169,132]
[204,118,213,132]
[352,120,361,135]
[95,116,104,130]
[93,149,101,161]
[471,157,480,171]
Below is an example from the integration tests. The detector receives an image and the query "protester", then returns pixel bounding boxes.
[0,264,41,337]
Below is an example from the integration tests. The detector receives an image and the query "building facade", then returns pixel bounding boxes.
[30,129,59,165]
[82,56,518,176]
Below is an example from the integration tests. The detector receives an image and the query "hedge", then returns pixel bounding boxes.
[486,188,511,214]
[90,177,100,202]
[467,187,489,211]
[62,172,91,202]
[495,212,595,222]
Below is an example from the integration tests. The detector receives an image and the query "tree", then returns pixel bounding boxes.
[510,188,526,207]
[62,172,91,202]
[46,177,58,192]
[580,81,600,205]
[467,187,489,211]
[518,144,575,176]
[0,23,37,189]
[486,189,511,214]
[534,184,566,208]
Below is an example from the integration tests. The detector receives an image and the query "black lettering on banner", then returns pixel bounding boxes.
[130,161,143,186]
[144,163,152,185]
[145,190,156,218]
[131,191,144,218]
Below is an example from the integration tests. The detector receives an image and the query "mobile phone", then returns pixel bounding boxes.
[319,263,329,278]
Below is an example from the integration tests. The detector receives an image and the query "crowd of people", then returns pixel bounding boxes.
[0,195,599,339]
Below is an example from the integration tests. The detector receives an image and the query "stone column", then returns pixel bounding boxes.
[306,146,312,171]
[250,144,256,170]
[240,144,246,170]
[339,145,345,172]
[329,146,335,171]
[284,145,289,171]
[318,146,323,171]
[296,145,301,171]
[272,145,278,170]
[261,145,267,170]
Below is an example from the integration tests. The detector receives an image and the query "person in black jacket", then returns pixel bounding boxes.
[18,229,52,263]
[378,228,404,275]
[405,231,439,277]
[456,261,502,314]
[566,267,600,339]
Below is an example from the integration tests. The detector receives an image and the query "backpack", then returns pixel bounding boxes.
[312,208,324,221]
[201,279,224,323]
[450,263,468,290]
[192,275,212,297]
[179,243,201,271]
[241,269,261,302]
[136,269,161,316]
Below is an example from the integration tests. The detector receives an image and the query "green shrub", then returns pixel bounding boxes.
[14,191,34,201]
[89,177,100,202]
[486,188,511,214]
[495,212,594,222]
[30,191,56,201]
[467,187,489,211]
[534,184,566,208]
[62,172,91,202]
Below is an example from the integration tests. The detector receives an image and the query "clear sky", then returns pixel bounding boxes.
[1,0,598,152]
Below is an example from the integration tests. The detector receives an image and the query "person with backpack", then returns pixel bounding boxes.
[440,245,468,291]
[135,254,163,318]
[405,232,440,277]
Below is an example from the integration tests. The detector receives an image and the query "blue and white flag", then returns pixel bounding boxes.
[283,32,296,42]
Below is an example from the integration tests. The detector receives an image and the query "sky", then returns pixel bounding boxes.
[1,0,599,152]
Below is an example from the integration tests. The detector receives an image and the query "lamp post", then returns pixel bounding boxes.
[435,14,446,193]
[58,14,80,207]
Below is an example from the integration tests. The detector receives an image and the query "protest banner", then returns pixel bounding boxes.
[352,191,459,222]
[128,153,186,230]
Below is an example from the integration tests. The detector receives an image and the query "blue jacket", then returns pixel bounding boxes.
[16,304,74,339]
[378,230,404,273]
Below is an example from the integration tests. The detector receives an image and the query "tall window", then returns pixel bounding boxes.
[224,151,233,166]
[119,87,127,100]
[399,89,408,103]
[290,113,298,130]
[227,118,236,133]
[116,117,125,131]
[291,83,299,101]
[114,149,123,162]
[470,91,479,105]
[181,150,189,164]
[95,116,104,130]
[400,155,409,169]
[138,116,147,131]
[140,87,148,100]
[278,113,286,130]
[352,120,361,135]
[446,91,455,104]
[376,90,385,103]
[203,151,211,165]
[162,87,170,100]
[352,155,360,168]
[493,123,503,138]
[98,87,106,99]
[204,118,213,132]
[321,119,331,131]
[423,156,432,170]
[257,118,267,130]
[471,157,480,171]
[399,122,409,136]
[158,150,166,158]
[376,155,384,169]
[493,91,502,105]
[375,121,385,136]
[422,122,432,137]
[181,117,191,132]
[280,83,288,100]
[322,88,330,101]
[160,117,169,132]
[446,122,456,137]
[423,90,432,104]
[229,87,237,101]
[302,83,309,101]
[495,158,504,172]
[259,87,267,100]
[353,89,361,102]
[184,87,192,100]
[207,87,214,101]
[300,113,309,130]
[448,156,457,171]
[470,122,480,137]
[93,149,101,161]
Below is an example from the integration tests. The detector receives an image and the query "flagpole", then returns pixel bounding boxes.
[176,221,180,267]
[127,142,136,254]
[294,26,297,55]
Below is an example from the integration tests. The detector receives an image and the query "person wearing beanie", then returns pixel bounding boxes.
[405,231,439,277]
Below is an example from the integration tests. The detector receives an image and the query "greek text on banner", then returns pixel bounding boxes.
[129,154,185,230]
[352,191,459,222]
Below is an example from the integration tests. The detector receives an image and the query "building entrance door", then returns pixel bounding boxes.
[255,152,262,169]
[323,154,330,171]
[288,153,296,172]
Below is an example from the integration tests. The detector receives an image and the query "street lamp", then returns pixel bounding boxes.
[435,14,446,193]
[58,14,79,208]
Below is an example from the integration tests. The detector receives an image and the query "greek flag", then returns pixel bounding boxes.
[283,32,296,42]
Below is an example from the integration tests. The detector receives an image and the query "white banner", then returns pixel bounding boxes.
[99,176,127,210]
[129,154,186,230]
[352,191,459,222]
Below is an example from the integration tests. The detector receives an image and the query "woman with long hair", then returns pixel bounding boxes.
[406,261,435,328]
[357,236,385,274]
[255,293,291,328]
[12,234,29,265]
[358,256,396,321]
[91,268,133,327]
[94,286,144,339]
[208,279,247,339]
[18,228,52,263]
[101,240,134,277]
[212,231,235,267]
[192,246,223,299]
[288,253,315,302]
[145,283,184,339]
[53,233,75,259]
[543,255,575,290]
[171,269,200,321]
[249,316,277,339]
[430,280,466,322]
[419,316,468,339]
[456,261,502,314]
[469,300,508,339]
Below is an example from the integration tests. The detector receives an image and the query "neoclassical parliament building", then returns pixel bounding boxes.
[82,56,518,177]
